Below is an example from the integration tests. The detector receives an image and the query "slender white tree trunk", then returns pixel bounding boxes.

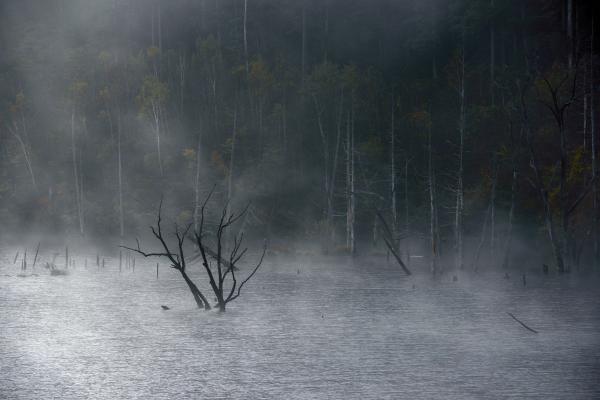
[327,89,344,245]
[117,107,124,238]
[179,52,186,115]
[194,127,202,232]
[71,111,84,235]
[490,158,498,260]
[8,123,36,191]
[228,109,237,207]
[455,32,466,270]
[502,162,517,269]
[428,120,438,274]
[152,101,163,176]
[350,107,355,255]
[404,157,410,265]
[346,112,352,252]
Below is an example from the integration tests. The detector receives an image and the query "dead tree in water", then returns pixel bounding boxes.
[376,210,411,275]
[193,190,266,312]
[125,191,266,312]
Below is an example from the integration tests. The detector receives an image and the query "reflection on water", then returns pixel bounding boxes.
[1,248,599,399]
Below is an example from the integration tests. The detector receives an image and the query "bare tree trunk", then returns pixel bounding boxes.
[350,107,355,255]
[71,111,84,235]
[228,109,237,208]
[490,0,495,106]
[428,120,438,274]
[152,101,163,176]
[194,127,202,232]
[490,156,498,260]
[404,157,410,265]
[243,0,249,78]
[301,2,306,90]
[157,0,162,54]
[502,161,517,269]
[345,101,356,255]
[327,89,344,245]
[583,61,589,152]
[117,107,124,238]
[8,123,36,191]
[390,95,398,244]
[519,84,566,273]
[567,0,573,70]
[591,16,598,266]
[345,112,353,253]
[179,52,186,115]
[181,269,210,310]
[313,95,330,225]
[472,203,491,271]
[455,31,466,270]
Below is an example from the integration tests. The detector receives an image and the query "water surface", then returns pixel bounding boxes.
[1,249,599,399]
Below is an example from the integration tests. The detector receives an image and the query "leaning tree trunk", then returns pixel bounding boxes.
[8,123,37,191]
[181,269,211,310]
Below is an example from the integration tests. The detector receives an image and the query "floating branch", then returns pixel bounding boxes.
[507,312,538,334]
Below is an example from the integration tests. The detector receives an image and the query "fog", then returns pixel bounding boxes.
[1,0,599,398]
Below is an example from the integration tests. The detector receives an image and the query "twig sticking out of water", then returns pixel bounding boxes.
[507,312,538,334]
[13,252,19,264]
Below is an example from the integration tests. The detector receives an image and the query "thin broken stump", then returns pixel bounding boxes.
[33,243,40,267]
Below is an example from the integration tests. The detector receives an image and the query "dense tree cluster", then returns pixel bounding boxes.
[0,0,597,271]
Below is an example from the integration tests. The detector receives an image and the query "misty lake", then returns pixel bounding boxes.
[1,248,599,399]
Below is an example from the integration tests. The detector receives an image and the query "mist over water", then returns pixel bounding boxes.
[2,0,600,398]
[1,248,600,399]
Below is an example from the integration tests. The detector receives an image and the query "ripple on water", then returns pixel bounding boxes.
[0,252,599,399]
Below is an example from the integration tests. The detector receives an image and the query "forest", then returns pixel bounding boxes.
[1,1,600,399]
[0,0,598,274]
